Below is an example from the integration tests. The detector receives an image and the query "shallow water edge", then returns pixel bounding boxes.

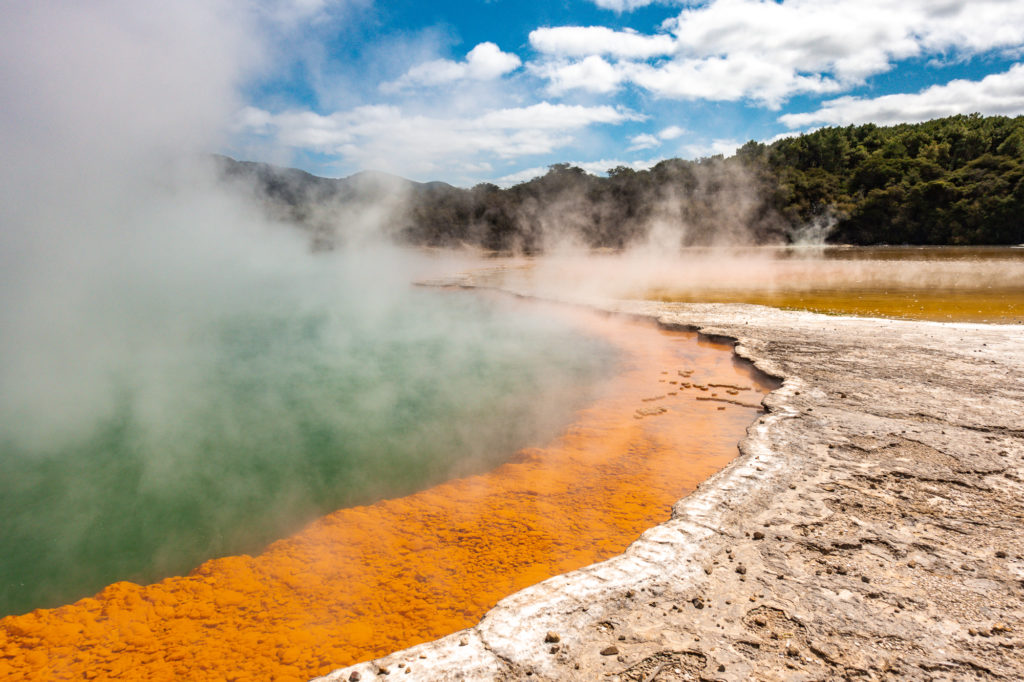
[320,288,1024,681]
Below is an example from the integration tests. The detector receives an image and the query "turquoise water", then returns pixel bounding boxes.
[0,277,618,617]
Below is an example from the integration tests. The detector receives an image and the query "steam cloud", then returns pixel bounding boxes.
[0,1,619,616]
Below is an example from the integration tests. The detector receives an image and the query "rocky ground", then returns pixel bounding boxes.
[316,295,1024,681]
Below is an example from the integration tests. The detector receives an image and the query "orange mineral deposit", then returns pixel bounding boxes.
[0,307,773,681]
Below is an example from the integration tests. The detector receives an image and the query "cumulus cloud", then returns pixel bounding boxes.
[780,63,1024,128]
[627,124,688,150]
[587,0,663,11]
[528,0,1024,106]
[628,133,661,151]
[531,56,625,94]
[658,125,686,140]
[530,26,675,59]
[236,102,643,177]
[384,42,521,90]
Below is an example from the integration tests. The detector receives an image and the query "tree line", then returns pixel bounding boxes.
[218,113,1024,251]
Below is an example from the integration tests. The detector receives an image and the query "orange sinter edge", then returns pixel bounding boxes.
[0,308,771,681]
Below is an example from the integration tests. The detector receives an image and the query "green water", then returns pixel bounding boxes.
[0,282,617,617]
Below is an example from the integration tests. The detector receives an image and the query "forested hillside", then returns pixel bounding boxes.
[749,113,1024,245]
[218,114,1024,251]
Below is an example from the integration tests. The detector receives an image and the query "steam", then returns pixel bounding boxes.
[0,1,620,616]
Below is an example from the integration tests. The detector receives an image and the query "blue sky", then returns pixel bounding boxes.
[222,1,1024,185]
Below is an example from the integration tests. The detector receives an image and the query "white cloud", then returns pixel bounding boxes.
[528,0,1024,106]
[531,56,625,94]
[590,0,650,10]
[658,125,686,140]
[384,42,521,90]
[236,102,642,177]
[628,133,661,150]
[530,26,675,59]
[780,62,1024,128]
[624,56,842,108]
[627,124,688,150]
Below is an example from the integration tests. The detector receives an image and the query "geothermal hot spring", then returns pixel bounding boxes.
[3,237,1021,682]
[0,238,776,680]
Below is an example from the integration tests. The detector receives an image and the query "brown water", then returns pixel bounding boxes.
[0,305,774,681]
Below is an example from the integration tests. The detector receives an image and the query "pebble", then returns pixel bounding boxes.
[349,673,361,682]
[736,565,747,575]
[692,597,705,609]
[753,531,765,540]
[600,646,619,656]
[544,632,560,644]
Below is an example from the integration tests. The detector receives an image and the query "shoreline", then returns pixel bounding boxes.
[319,292,1024,680]
[0,299,767,680]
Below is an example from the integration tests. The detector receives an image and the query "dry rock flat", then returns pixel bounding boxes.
[317,297,1024,681]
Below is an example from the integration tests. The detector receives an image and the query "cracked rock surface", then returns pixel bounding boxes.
[315,299,1024,681]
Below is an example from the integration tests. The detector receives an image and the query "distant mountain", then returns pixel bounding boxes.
[215,114,1024,251]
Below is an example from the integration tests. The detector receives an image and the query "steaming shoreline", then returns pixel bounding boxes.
[319,284,1024,680]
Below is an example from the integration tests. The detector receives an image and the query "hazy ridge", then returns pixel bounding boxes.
[218,113,1024,252]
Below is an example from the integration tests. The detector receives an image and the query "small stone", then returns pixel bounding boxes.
[691,597,705,609]
[736,565,747,575]
[377,667,389,676]
[544,632,560,644]
[718,664,726,672]
[996,550,1008,558]
[753,531,765,540]
[618,635,626,641]
[786,644,800,657]
[600,646,619,656]
[549,645,560,654]
[349,673,361,682]
[459,638,468,647]
[625,590,635,598]
[754,617,767,627]
[861,575,870,583]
